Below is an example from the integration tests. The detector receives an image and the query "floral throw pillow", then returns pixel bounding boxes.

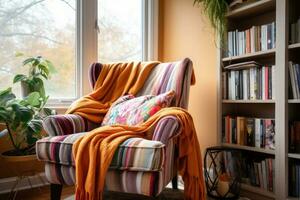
[102,90,175,126]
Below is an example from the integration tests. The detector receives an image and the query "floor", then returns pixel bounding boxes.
[0,185,75,200]
[0,185,185,200]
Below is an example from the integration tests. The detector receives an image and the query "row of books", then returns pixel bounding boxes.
[222,63,275,100]
[290,17,300,44]
[222,116,275,150]
[227,22,276,57]
[223,151,274,192]
[289,121,300,153]
[289,62,300,99]
[289,159,300,197]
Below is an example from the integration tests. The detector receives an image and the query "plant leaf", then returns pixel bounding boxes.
[25,92,41,107]
[23,57,35,66]
[28,119,43,133]
[0,88,16,106]
[11,104,33,123]
[45,59,57,73]
[0,108,10,122]
[13,74,27,83]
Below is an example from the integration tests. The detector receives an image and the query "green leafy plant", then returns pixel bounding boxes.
[193,0,229,44]
[0,55,56,156]
[0,88,54,155]
[13,56,56,101]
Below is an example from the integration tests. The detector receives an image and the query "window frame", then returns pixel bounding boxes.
[47,0,158,107]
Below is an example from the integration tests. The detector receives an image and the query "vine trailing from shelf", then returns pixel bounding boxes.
[193,0,229,45]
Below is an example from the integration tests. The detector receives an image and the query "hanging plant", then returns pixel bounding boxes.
[193,0,229,45]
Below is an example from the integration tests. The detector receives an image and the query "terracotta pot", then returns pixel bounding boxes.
[1,153,37,162]
[0,151,43,176]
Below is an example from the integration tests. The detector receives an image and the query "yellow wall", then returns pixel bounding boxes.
[158,0,218,155]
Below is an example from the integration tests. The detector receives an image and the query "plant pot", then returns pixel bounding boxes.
[1,150,43,176]
[1,152,37,162]
[21,81,31,98]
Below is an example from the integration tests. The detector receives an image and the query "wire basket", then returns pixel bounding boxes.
[204,146,241,200]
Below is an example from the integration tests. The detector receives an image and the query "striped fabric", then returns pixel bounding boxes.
[137,58,192,109]
[39,58,193,197]
[37,134,166,171]
[45,162,164,196]
[43,114,100,137]
[89,62,102,89]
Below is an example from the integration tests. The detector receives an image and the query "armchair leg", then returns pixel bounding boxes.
[50,184,63,200]
[171,176,178,190]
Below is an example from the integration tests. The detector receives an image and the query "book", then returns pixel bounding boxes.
[265,119,275,150]
[223,116,275,149]
[289,121,300,153]
[223,152,275,192]
[288,62,300,99]
[246,118,255,146]
[255,118,261,148]
[223,65,274,100]
[227,22,276,57]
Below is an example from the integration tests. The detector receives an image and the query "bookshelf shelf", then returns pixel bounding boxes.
[288,153,300,160]
[222,100,275,104]
[286,197,300,200]
[288,99,300,103]
[222,143,275,155]
[241,183,276,199]
[226,0,275,19]
[288,43,300,50]
[222,49,276,62]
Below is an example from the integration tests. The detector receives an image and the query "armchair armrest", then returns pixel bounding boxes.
[152,116,180,144]
[43,114,100,137]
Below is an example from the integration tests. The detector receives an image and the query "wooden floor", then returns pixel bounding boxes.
[0,185,75,200]
[0,185,185,200]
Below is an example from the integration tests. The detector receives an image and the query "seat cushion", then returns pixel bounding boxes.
[44,162,164,196]
[36,133,165,171]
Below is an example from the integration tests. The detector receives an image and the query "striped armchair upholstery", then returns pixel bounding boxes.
[36,59,193,197]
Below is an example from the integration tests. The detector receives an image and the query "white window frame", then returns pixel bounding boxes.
[47,0,158,107]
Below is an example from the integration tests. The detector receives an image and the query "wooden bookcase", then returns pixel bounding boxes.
[217,0,300,199]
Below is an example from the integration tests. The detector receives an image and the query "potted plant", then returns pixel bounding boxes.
[0,55,55,163]
[13,55,56,99]
[0,88,53,160]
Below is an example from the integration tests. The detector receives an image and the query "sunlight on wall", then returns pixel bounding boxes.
[158,0,218,155]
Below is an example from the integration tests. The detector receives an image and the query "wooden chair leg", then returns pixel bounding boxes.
[172,176,178,190]
[50,184,63,200]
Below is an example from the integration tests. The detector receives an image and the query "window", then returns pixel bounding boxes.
[0,0,77,99]
[98,0,143,62]
[0,0,157,104]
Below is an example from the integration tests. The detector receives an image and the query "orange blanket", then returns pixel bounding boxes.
[67,61,159,123]
[67,61,206,200]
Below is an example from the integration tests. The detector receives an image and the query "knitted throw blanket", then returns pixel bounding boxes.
[67,61,206,200]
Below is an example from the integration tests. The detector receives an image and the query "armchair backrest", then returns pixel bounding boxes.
[88,58,193,109]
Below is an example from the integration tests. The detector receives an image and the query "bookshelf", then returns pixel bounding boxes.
[226,0,275,19]
[288,43,300,49]
[222,143,275,155]
[222,48,276,62]
[222,99,275,104]
[217,0,296,199]
[288,99,300,103]
[288,153,300,160]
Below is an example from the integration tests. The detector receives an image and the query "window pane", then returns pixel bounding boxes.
[98,0,143,63]
[0,0,76,99]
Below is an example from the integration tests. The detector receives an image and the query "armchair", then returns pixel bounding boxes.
[36,59,194,199]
